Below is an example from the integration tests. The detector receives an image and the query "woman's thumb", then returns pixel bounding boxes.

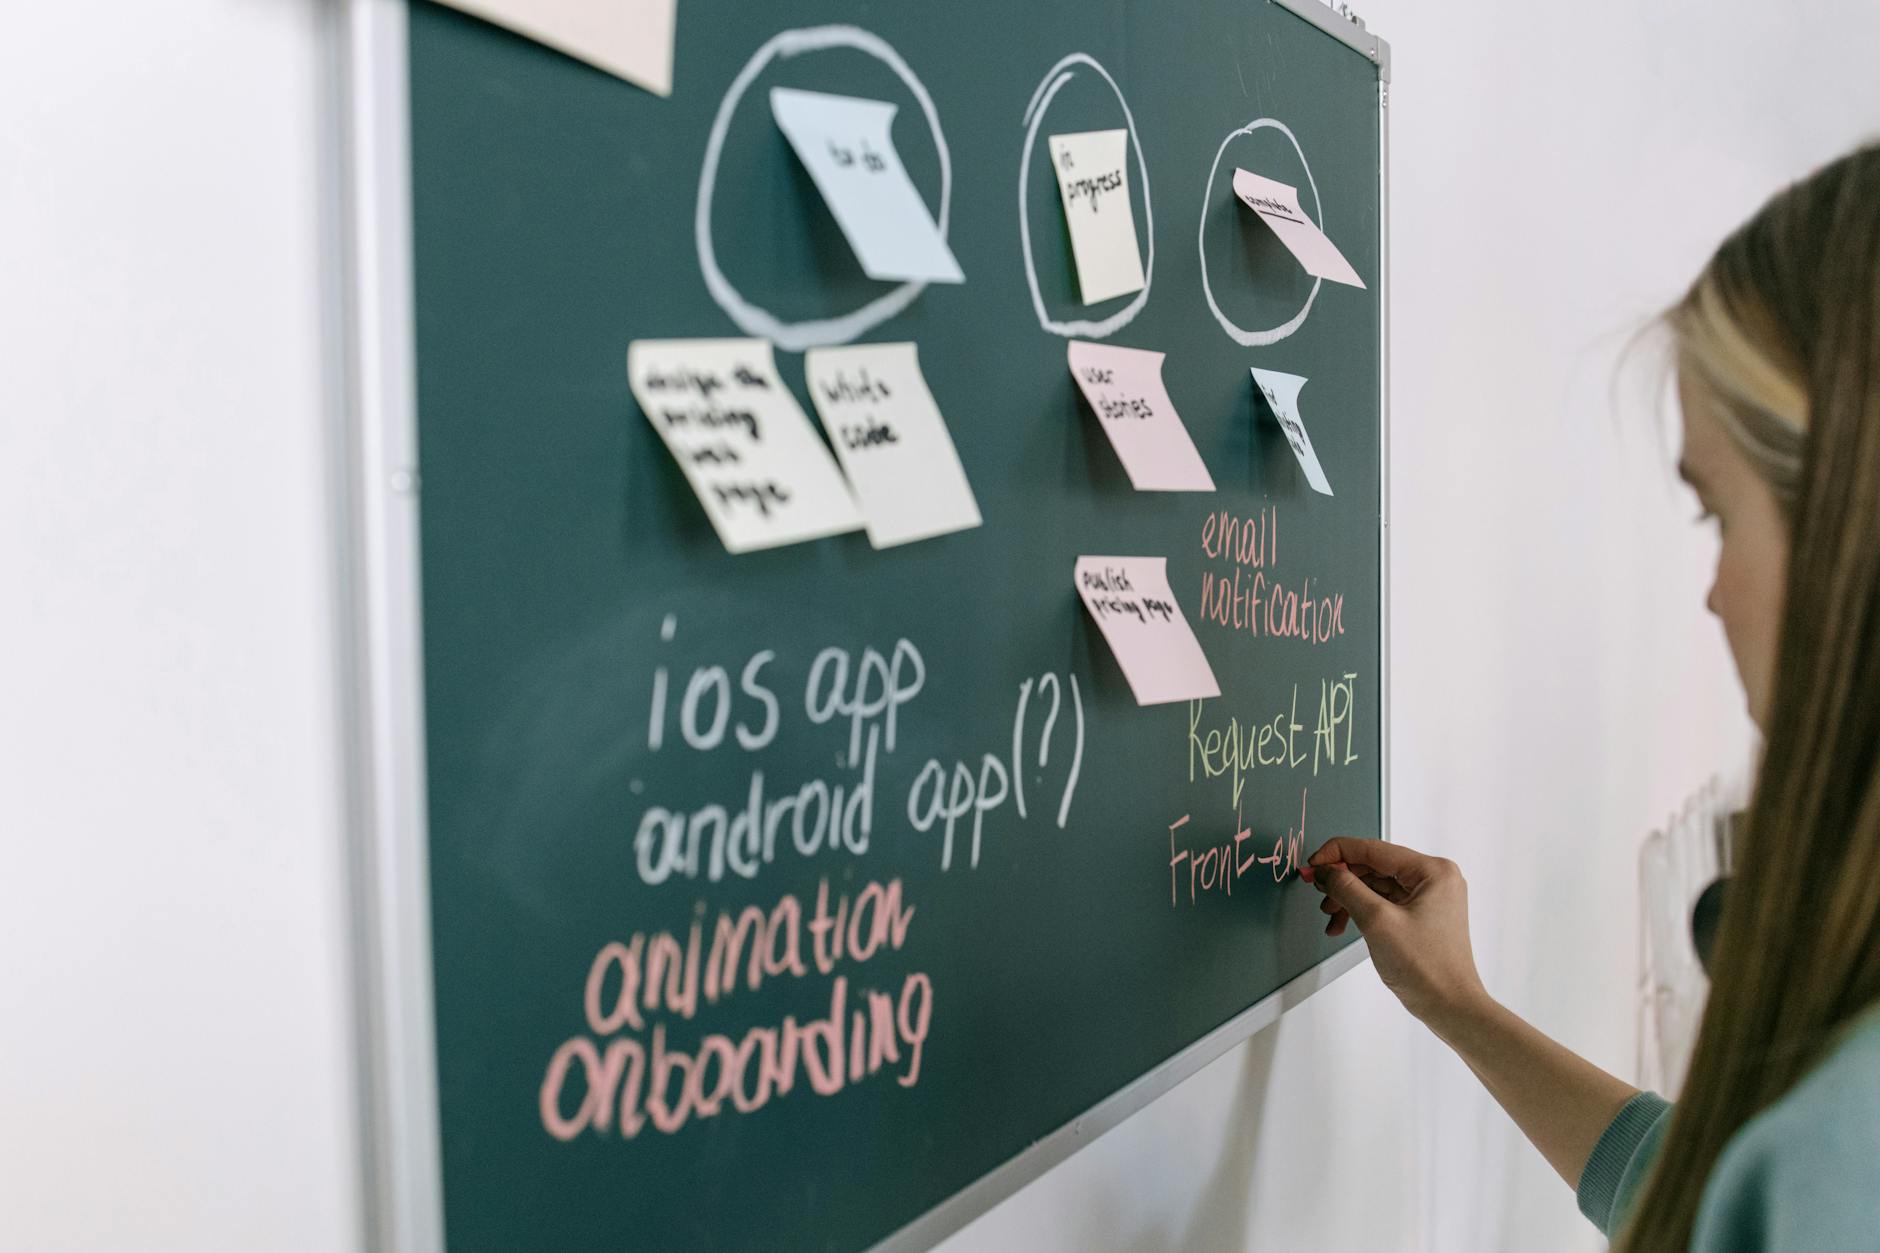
[1320,864,1391,930]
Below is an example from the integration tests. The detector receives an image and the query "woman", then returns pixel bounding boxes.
[1305,143,1880,1250]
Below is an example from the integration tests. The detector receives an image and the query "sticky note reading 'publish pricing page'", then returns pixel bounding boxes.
[1250,367,1333,496]
[1066,341,1214,492]
[1074,557,1220,706]
[629,338,863,553]
[433,0,677,97]
[771,87,965,285]
[1048,129,1146,305]
[1232,168,1365,289]
[804,342,982,548]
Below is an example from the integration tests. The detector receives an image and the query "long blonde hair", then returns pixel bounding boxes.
[1617,143,1880,1250]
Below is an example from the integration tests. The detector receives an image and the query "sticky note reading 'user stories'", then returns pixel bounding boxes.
[1250,367,1333,496]
[1067,341,1214,492]
[1233,168,1365,289]
[1075,557,1220,706]
[1048,129,1145,305]
[629,338,863,553]
[771,87,964,285]
[804,342,982,548]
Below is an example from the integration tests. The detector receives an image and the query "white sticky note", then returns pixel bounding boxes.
[1048,129,1146,305]
[629,338,863,553]
[770,87,964,285]
[1232,168,1365,289]
[1074,557,1220,706]
[804,343,982,548]
[433,0,677,97]
[1250,367,1333,496]
[1066,341,1214,492]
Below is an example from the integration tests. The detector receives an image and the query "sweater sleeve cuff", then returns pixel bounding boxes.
[1577,1091,1674,1236]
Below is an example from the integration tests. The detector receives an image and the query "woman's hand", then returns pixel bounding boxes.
[1302,837,1490,1035]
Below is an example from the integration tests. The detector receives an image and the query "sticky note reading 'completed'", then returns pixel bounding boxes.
[433,0,677,97]
[1067,341,1214,492]
[1075,557,1220,706]
[1250,367,1333,496]
[771,87,964,285]
[1048,129,1146,305]
[804,342,982,548]
[629,338,863,553]
[1232,168,1365,289]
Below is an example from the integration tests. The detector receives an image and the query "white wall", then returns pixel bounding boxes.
[5,3,1876,1253]
[0,3,362,1251]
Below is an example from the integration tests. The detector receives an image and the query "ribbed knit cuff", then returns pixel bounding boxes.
[1577,1091,1674,1236]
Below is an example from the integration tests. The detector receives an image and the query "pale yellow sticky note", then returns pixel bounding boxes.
[804,343,982,548]
[629,338,863,553]
[1048,130,1145,305]
[435,0,676,98]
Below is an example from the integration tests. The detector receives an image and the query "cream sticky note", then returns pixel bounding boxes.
[629,338,863,553]
[1250,367,1333,496]
[1048,129,1146,305]
[433,0,676,97]
[804,342,982,548]
[1067,341,1214,492]
[1232,168,1365,289]
[770,87,964,285]
[1075,557,1220,706]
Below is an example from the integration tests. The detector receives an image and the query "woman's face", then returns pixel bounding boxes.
[1677,370,1793,730]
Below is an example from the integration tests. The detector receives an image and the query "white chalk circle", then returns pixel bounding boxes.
[695,26,953,353]
[1017,53,1153,339]
[1198,118,1323,347]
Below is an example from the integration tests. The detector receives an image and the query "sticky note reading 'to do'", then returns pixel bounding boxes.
[771,87,964,285]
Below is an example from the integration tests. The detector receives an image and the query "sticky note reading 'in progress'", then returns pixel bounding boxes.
[1232,168,1365,289]
[804,342,982,548]
[1048,129,1146,305]
[1075,557,1220,706]
[629,338,862,553]
[1250,367,1333,496]
[771,87,964,285]
[1067,341,1213,492]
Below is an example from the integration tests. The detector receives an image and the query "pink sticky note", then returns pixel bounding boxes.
[1232,168,1366,289]
[1067,342,1216,492]
[1074,557,1221,706]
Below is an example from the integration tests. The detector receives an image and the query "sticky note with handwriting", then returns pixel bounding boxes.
[1074,557,1221,706]
[1067,341,1214,492]
[1048,129,1146,305]
[433,0,676,97]
[1232,168,1365,289]
[804,342,982,548]
[771,87,964,285]
[1250,367,1333,496]
[629,338,863,553]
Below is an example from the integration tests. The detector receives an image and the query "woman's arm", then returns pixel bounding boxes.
[1304,838,1641,1188]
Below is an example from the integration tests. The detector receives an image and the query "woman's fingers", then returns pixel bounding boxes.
[1307,837,1437,888]
[1316,863,1390,929]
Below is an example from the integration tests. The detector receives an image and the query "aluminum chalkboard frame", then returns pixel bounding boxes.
[327,0,1390,1247]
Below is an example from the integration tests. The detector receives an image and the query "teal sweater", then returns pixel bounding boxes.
[1577,1010,1880,1248]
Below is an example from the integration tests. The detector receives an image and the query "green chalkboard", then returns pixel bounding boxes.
[407,0,1385,1248]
